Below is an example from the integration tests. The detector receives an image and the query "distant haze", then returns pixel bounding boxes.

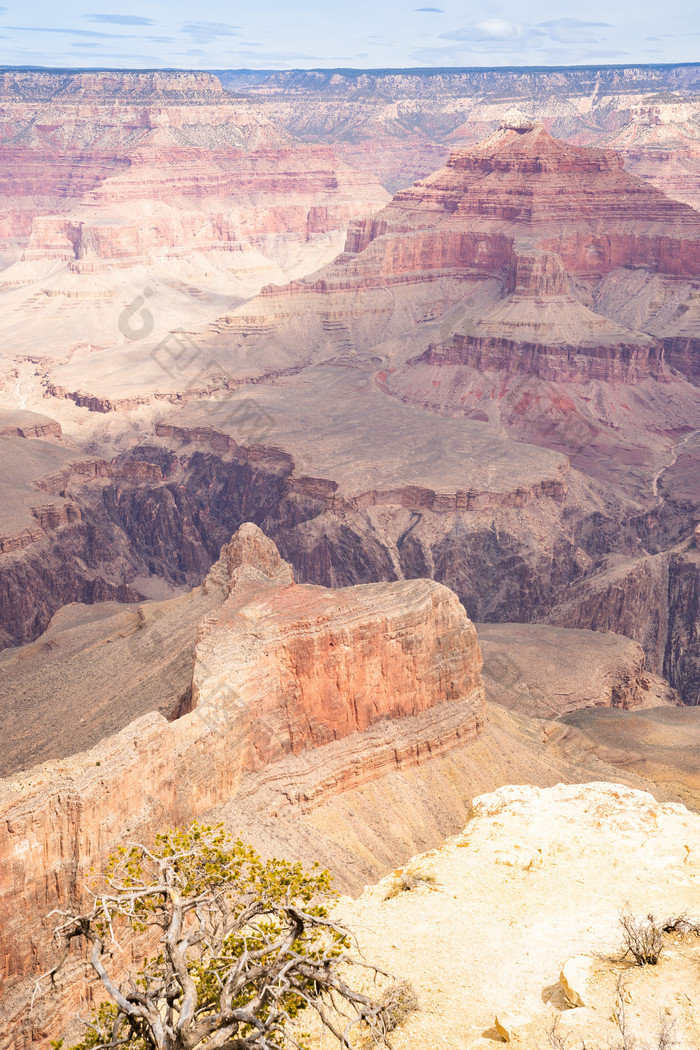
[0,0,697,70]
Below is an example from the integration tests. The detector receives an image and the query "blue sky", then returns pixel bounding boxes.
[0,1,697,69]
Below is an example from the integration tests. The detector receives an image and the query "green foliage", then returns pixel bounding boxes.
[69,1004,123,1050]
[53,823,384,1050]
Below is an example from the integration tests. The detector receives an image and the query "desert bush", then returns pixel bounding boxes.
[619,911,665,965]
[383,867,437,901]
[662,913,700,936]
[378,980,419,1032]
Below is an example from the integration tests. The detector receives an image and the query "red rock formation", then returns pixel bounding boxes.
[419,332,667,384]
[219,66,700,208]
[249,124,700,397]
[193,527,483,764]
[0,524,485,1046]
[336,123,700,283]
[0,411,62,441]
[3,116,699,720]
[20,147,389,270]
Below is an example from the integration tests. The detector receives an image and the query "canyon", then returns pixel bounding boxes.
[219,65,700,208]
[5,112,697,698]
[0,523,486,1041]
[0,70,389,363]
[1,65,700,1050]
[1,525,693,1049]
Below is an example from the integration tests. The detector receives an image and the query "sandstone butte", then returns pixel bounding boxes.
[186,118,700,418]
[322,119,700,366]
[335,781,700,1049]
[0,523,485,1048]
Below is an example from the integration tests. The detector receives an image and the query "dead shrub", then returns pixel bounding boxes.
[619,911,664,965]
[379,980,419,1032]
[383,868,437,901]
[662,913,700,936]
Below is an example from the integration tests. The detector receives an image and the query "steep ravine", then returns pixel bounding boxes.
[1,437,699,702]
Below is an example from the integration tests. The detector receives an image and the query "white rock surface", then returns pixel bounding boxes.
[337,782,700,1049]
[560,955,594,1007]
[494,1011,531,1041]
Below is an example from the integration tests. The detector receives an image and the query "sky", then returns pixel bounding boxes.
[0,0,697,70]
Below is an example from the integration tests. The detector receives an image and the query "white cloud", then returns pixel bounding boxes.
[475,19,527,40]
[435,16,613,56]
[181,22,240,45]
[539,18,611,43]
[440,20,546,46]
[87,14,155,26]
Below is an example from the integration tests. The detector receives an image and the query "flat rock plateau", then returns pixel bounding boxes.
[1,65,700,1050]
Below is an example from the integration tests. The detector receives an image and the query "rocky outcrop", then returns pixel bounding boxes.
[419,331,667,384]
[335,124,700,288]
[193,527,483,764]
[338,782,700,1048]
[0,523,485,1045]
[3,415,698,702]
[234,125,700,415]
[546,534,700,706]
[0,411,62,441]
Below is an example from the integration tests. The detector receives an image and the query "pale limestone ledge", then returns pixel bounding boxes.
[337,781,700,1049]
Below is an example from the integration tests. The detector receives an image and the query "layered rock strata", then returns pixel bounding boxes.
[0,70,390,363]
[4,123,700,712]
[0,523,485,1044]
[219,66,700,208]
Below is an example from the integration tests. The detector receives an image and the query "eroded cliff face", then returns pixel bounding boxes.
[194,536,481,761]
[0,71,288,244]
[1,414,698,705]
[0,523,485,1046]
[0,70,390,365]
[2,124,699,708]
[548,536,700,706]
